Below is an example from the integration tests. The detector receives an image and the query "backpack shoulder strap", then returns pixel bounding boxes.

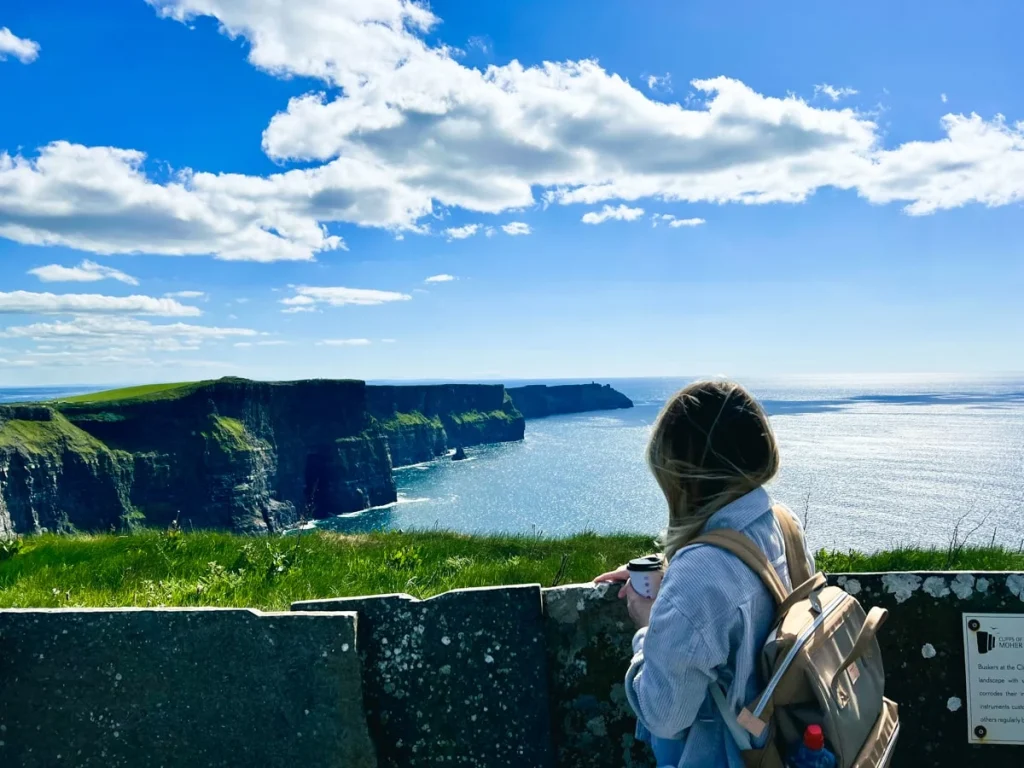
[709,682,753,751]
[773,504,813,587]
[690,529,788,605]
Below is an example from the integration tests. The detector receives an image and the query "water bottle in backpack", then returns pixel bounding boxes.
[788,725,837,768]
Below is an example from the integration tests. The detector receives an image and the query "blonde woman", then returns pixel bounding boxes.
[595,380,814,767]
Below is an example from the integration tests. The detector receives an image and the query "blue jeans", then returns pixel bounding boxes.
[637,720,684,767]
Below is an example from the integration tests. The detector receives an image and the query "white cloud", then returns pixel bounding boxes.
[18,350,153,367]
[501,221,531,235]
[1,348,233,369]
[235,339,287,348]
[941,93,948,103]
[318,338,372,346]
[814,83,858,102]
[0,1,1021,267]
[582,204,645,225]
[653,214,706,228]
[1,316,257,355]
[425,274,455,283]
[646,73,672,92]
[444,224,479,240]
[0,141,390,262]
[165,290,206,299]
[467,36,490,55]
[281,285,412,311]
[0,27,40,64]
[28,259,139,285]
[0,291,201,316]
[852,113,1024,215]
[146,0,438,91]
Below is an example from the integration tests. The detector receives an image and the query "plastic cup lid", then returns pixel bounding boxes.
[627,555,661,572]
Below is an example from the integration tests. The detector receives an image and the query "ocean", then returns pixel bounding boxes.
[3,376,1023,552]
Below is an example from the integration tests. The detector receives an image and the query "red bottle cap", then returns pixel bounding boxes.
[803,725,825,751]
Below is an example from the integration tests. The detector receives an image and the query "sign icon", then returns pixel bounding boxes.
[977,631,996,655]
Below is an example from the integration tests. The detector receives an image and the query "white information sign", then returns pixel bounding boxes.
[963,613,1024,745]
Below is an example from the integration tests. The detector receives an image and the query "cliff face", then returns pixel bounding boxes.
[0,379,630,536]
[45,379,391,533]
[0,379,526,536]
[506,384,633,419]
[367,384,524,467]
[0,405,133,537]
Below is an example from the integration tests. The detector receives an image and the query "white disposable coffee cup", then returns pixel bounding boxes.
[626,555,663,599]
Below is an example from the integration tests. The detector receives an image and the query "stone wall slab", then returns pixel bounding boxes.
[293,584,553,767]
[0,607,375,768]
[542,582,654,768]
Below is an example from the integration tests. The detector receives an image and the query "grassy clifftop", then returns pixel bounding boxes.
[54,381,201,405]
[0,409,112,457]
[1,529,1021,611]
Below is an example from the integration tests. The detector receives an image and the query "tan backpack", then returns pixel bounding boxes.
[693,507,900,768]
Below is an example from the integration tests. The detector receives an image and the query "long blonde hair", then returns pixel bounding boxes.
[648,380,780,561]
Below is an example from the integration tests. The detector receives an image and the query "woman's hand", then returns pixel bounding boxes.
[624,581,654,628]
[594,554,662,600]
[593,564,631,598]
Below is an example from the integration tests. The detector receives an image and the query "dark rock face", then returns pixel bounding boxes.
[0,379,527,535]
[367,384,524,467]
[0,380,631,535]
[54,379,393,533]
[508,384,633,419]
[0,406,134,537]
[293,585,555,768]
[0,607,376,768]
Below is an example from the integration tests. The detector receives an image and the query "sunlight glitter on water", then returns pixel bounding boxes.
[367,377,1024,552]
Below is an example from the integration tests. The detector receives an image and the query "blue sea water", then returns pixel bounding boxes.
[3,376,1023,551]
[341,375,1024,552]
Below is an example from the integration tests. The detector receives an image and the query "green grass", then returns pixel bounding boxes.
[450,409,519,425]
[0,412,110,456]
[379,412,443,430]
[816,546,1024,572]
[1,530,1021,611]
[0,530,655,610]
[206,416,250,451]
[54,381,199,405]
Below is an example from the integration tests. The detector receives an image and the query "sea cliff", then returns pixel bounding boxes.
[0,378,631,536]
[507,383,633,419]
[367,384,523,467]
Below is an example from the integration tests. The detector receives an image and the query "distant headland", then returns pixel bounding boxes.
[0,378,632,536]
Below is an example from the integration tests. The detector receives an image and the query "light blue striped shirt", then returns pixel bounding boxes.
[625,487,815,768]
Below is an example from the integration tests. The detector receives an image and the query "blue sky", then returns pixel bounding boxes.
[1,0,1022,386]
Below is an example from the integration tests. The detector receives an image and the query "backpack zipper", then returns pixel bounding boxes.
[879,721,900,766]
[752,592,851,719]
